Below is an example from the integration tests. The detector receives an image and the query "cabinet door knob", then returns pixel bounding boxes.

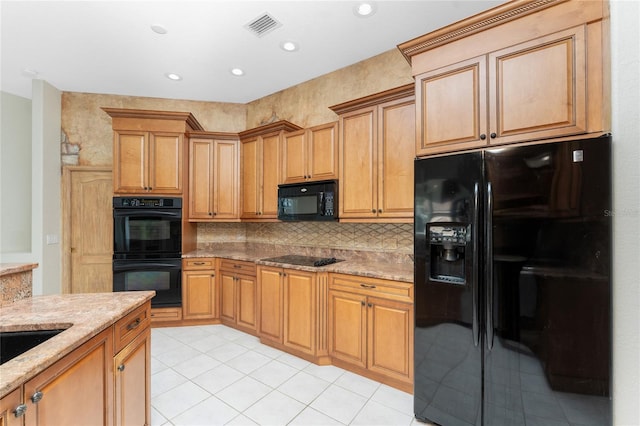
[13,404,27,417]
[378,209,382,213]
[209,212,213,216]
[490,132,497,139]
[368,303,373,308]
[31,391,44,403]
[480,134,487,140]
[118,364,125,372]
[371,209,376,213]
[361,300,365,306]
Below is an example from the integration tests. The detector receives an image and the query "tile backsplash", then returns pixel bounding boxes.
[197,222,413,254]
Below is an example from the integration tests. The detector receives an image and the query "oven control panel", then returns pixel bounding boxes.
[113,197,182,208]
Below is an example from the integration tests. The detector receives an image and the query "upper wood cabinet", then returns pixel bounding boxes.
[330,85,415,222]
[399,0,608,156]
[188,132,240,221]
[282,122,338,184]
[239,121,302,220]
[103,108,204,195]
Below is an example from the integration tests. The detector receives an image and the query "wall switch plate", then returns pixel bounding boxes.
[46,234,59,245]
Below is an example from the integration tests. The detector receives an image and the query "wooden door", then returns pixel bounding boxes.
[63,167,113,294]
[308,122,338,181]
[282,129,307,183]
[114,330,150,426]
[241,138,259,219]
[261,133,282,217]
[257,267,283,343]
[237,275,257,332]
[328,290,367,368]
[283,269,316,355]
[182,270,216,320]
[219,271,236,324]
[339,107,377,219]
[367,297,413,383]
[212,139,239,220]
[0,388,22,426]
[148,133,182,194]
[489,26,586,145]
[377,97,415,219]
[189,138,214,219]
[113,131,147,193]
[24,329,112,426]
[416,56,487,155]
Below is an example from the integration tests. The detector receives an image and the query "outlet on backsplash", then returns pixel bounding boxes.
[197,222,413,254]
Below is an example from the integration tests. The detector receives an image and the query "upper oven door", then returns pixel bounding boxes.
[113,208,182,256]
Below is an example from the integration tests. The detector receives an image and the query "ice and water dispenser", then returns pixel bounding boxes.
[427,224,470,285]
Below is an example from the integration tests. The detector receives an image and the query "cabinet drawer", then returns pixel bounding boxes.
[183,258,216,270]
[329,273,413,303]
[150,307,182,322]
[219,259,256,276]
[114,302,151,354]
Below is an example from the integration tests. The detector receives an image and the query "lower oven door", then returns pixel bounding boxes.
[113,258,181,308]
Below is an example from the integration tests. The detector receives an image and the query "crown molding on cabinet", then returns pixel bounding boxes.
[329,83,414,115]
[102,107,205,131]
[238,120,303,139]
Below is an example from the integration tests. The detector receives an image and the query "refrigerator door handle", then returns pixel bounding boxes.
[485,181,494,351]
[472,183,480,347]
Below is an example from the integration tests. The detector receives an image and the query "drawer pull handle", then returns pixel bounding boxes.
[14,404,27,417]
[193,262,206,265]
[31,391,43,403]
[118,364,126,372]
[234,264,241,268]
[127,318,141,330]
[360,284,376,289]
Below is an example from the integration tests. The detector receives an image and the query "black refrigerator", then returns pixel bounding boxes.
[413,135,612,426]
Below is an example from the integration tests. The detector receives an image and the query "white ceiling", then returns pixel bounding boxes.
[0,1,503,104]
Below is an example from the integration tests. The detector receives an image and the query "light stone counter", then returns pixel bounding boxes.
[0,291,154,398]
[184,242,413,283]
[0,263,38,306]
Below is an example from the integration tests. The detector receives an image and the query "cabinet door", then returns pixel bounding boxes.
[377,97,415,218]
[182,270,217,320]
[367,297,413,383]
[261,133,282,217]
[339,107,377,218]
[189,138,214,219]
[0,388,23,426]
[241,138,259,219]
[283,270,316,355]
[212,139,239,219]
[114,329,150,426]
[489,26,586,145]
[258,267,283,343]
[308,122,338,181]
[24,329,112,426]
[149,133,182,194]
[113,131,147,193]
[237,275,257,332]
[416,56,488,155]
[328,290,367,369]
[219,271,236,323]
[282,129,307,183]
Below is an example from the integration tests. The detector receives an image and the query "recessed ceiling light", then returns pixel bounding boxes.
[354,2,377,17]
[151,24,168,34]
[165,73,182,81]
[280,41,299,52]
[231,68,245,76]
[21,68,39,78]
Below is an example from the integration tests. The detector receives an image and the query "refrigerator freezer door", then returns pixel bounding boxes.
[414,151,483,425]
[483,136,611,426]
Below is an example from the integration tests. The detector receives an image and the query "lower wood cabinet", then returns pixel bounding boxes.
[219,259,257,335]
[182,258,218,322]
[329,274,414,392]
[0,387,22,426]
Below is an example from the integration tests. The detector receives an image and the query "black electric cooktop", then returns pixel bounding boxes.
[260,255,344,267]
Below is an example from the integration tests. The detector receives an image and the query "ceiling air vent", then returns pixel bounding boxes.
[245,12,282,37]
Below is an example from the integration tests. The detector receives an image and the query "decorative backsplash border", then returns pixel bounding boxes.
[197,222,414,254]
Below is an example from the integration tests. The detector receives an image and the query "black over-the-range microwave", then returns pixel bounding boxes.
[277,180,338,221]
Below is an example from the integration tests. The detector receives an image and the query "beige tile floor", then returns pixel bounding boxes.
[151,324,419,425]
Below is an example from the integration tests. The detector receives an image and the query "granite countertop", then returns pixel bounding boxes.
[0,263,38,278]
[0,291,154,398]
[184,243,414,283]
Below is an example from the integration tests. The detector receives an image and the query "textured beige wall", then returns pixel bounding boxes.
[246,49,413,128]
[61,92,247,166]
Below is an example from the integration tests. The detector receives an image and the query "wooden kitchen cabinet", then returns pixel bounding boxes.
[182,258,217,321]
[103,108,204,195]
[0,388,23,426]
[239,121,302,220]
[188,133,240,221]
[399,0,608,156]
[257,266,283,343]
[282,122,338,184]
[219,259,257,335]
[331,85,415,221]
[328,273,414,392]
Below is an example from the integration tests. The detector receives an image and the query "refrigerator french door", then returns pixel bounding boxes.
[414,135,611,426]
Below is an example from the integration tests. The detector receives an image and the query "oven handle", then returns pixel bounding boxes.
[113,261,181,272]
[113,210,181,218]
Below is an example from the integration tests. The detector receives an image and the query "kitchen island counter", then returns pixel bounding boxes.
[0,291,154,398]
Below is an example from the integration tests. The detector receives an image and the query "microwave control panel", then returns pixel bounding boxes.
[322,192,334,217]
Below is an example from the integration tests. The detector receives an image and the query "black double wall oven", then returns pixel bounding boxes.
[113,197,182,307]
